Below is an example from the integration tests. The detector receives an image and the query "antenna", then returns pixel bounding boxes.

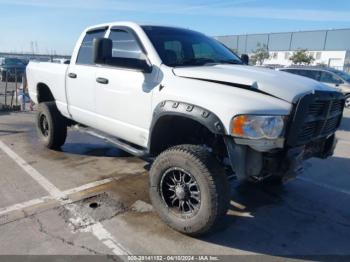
[30,41,34,54]
[35,41,39,54]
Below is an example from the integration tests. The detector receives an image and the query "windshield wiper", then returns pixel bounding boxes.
[172,58,241,67]
[217,59,242,65]
[181,58,216,66]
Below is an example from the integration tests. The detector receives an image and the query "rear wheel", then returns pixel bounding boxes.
[149,145,230,236]
[36,102,67,149]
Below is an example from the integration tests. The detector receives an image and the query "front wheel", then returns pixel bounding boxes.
[345,94,350,109]
[36,102,67,149]
[149,145,230,236]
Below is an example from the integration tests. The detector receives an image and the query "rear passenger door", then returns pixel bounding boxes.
[66,28,107,127]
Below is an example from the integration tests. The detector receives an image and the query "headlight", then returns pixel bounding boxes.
[231,115,285,139]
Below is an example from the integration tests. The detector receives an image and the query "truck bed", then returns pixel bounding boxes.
[27,61,69,114]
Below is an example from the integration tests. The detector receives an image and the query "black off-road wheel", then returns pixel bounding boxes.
[149,145,230,236]
[36,102,67,150]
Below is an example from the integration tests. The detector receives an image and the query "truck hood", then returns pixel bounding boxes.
[173,65,334,103]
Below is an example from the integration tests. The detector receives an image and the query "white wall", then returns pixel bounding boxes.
[261,50,347,70]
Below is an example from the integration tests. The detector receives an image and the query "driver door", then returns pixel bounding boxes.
[94,27,159,147]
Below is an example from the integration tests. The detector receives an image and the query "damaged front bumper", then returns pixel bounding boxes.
[224,134,337,181]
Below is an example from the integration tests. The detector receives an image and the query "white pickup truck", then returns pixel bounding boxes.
[27,22,345,235]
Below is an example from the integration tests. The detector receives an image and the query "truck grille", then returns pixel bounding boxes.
[286,91,345,147]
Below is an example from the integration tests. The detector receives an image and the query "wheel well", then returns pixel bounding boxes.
[149,115,226,157]
[37,83,55,103]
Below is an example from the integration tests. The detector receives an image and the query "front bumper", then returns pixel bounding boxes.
[224,134,337,181]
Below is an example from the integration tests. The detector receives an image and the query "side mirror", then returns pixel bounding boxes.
[241,54,249,65]
[93,38,112,64]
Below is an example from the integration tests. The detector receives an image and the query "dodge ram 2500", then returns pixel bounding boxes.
[27,22,345,236]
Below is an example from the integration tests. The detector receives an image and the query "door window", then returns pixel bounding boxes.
[301,70,321,81]
[320,71,343,84]
[76,29,107,65]
[283,69,321,81]
[105,29,146,69]
[109,29,143,60]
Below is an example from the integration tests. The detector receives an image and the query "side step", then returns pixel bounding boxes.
[72,125,149,157]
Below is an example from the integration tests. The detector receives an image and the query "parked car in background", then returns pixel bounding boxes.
[31,58,51,63]
[52,58,70,64]
[0,57,27,82]
[20,58,29,66]
[261,64,285,70]
[277,66,350,108]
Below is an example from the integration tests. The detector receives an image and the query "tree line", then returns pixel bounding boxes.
[233,43,316,66]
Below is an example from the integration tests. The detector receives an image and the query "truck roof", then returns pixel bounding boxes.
[84,21,186,32]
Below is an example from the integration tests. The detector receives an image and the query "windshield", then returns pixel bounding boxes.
[332,69,350,83]
[142,26,242,67]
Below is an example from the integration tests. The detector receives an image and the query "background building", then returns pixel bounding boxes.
[216,28,350,71]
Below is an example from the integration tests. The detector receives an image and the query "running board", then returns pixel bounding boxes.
[72,125,148,157]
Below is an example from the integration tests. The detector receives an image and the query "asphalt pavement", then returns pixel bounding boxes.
[0,109,349,260]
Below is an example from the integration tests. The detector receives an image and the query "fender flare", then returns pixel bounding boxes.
[148,100,226,151]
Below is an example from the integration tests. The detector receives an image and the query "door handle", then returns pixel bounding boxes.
[96,77,109,84]
[68,73,77,79]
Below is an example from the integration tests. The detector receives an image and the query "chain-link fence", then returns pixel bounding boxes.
[0,67,25,111]
[0,55,70,112]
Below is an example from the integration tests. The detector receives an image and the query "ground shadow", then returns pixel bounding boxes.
[339,116,350,131]
[60,143,132,157]
[0,129,26,137]
[200,156,350,257]
[53,129,134,157]
[0,111,11,116]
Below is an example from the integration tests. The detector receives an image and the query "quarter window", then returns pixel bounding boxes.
[76,29,107,65]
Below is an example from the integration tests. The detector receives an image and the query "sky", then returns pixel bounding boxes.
[1,0,350,55]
